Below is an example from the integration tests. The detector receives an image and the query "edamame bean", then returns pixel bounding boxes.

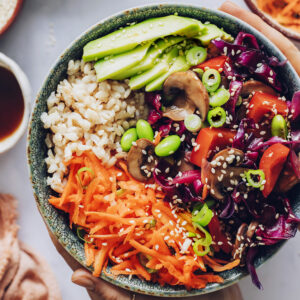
[121,128,138,152]
[271,115,288,139]
[202,69,221,93]
[136,119,154,141]
[209,88,230,107]
[207,107,226,128]
[184,114,202,132]
[186,47,207,66]
[155,135,181,157]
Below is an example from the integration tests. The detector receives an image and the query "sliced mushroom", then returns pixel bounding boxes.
[208,148,247,201]
[232,221,258,264]
[163,96,195,121]
[163,71,209,121]
[206,148,247,200]
[232,223,248,260]
[241,80,277,98]
[127,139,156,182]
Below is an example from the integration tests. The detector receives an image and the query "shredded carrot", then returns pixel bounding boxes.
[154,131,162,145]
[49,151,240,289]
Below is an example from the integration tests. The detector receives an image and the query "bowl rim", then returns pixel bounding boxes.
[27,3,300,297]
[245,0,300,42]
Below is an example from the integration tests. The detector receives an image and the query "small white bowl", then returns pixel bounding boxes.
[0,53,31,154]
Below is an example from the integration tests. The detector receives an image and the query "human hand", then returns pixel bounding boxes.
[219,1,300,76]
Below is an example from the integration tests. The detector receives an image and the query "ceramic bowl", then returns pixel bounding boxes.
[0,52,31,154]
[27,4,300,297]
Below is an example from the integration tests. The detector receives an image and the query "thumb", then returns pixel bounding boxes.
[72,268,132,300]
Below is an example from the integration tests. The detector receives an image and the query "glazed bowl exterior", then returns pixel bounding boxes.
[27,4,300,297]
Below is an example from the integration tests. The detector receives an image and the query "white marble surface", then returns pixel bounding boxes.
[0,0,299,299]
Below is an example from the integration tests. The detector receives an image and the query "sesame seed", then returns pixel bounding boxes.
[256,236,262,240]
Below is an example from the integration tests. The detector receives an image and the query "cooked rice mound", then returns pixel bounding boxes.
[41,59,147,193]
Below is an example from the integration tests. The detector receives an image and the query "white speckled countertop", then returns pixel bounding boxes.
[0,0,299,299]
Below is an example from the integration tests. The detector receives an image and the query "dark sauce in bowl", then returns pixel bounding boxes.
[0,66,24,141]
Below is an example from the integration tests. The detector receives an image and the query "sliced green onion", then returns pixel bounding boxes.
[209,88,230,107]
[192,200,215,216]
[193,223,212,247]
[77,227,93,244]
[193,240,210,256]
[77,167,95,190]
[192,203,213,227]
[207,107,226,128]
[192,224,213,257]
[202,69,221,93]
[186,46,207,66]
[187,232,197,238]
[144,219,157,229]
[184,114,202,132]
[138,253,157,273]
[193,68,204,78]
[245,169,265,189]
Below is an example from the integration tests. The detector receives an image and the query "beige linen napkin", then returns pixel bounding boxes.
[0,194,62,300]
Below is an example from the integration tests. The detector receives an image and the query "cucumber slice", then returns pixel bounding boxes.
[94,42,151,82]
[111,36,185,80]
[129,61,169,90]
[145,55,190,92]
[83,16,201,61]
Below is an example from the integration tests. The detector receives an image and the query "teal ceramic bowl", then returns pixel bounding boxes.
[27,4,300,297]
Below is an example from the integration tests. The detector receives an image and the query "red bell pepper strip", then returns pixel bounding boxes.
[194,55,228,71]
[208,216,232,254]
[259,143,290,197]
[247,92,288,123]
[190,128,236,168]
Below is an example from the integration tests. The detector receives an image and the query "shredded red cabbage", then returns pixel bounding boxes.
[249,136,300,152]
[246,247,263,290]
[171,170,202,185]
[159,119,173,137]
[153,161,202,203]
[212,33,284,92]
[219,196,235,219]
[193,179,203,194]
[289,150,300,179]
[232,118,255,151]
[226,80,243,116]
[254,63,282,91]
[234,32,260,50]
[255,197,300,245]
[290,91,300,122]
[148,109,162,125]
[145,92,161,111]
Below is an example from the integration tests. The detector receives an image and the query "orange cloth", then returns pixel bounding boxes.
[0,194,61,300]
